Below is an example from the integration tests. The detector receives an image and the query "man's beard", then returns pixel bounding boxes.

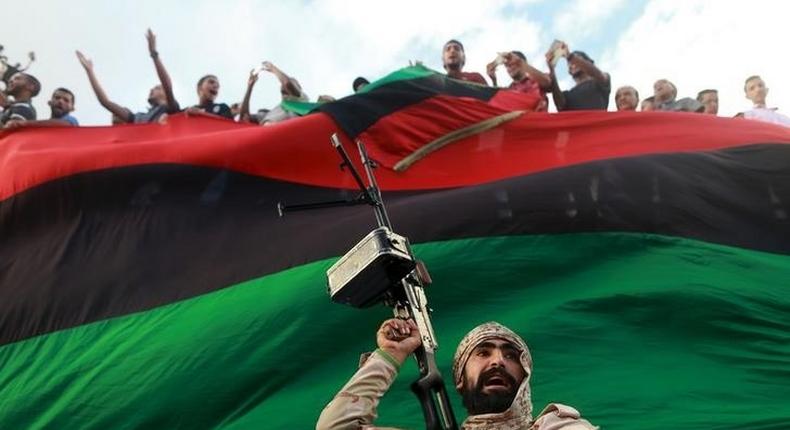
[461,367,519,415]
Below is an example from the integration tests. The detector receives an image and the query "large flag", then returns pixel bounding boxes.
[1,105,790,429]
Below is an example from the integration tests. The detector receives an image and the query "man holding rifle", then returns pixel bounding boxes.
[317,320,596,429]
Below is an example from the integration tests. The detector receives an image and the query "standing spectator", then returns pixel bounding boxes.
[256,61,308,125]
[545,42,610,111]
[75,29,179,124]
[615,86,639,111]
[741,75,790,127]
[0,72,39,127]
[696,89,718,115]
[352,77,370,93]
[4,88,78,129]
[653,79,703,112]
[48,88,79,125]
[442,40,487,85]
[187,74,233,120]
[641,96,656,112]
[487,51,551,111]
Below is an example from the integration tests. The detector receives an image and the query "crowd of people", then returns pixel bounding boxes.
[2,31,789,129]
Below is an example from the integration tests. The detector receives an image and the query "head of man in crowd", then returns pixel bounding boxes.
[567,51,594,81]
[641,96,656,111]
[744,75,768,107]
[653,79,677,104]
[197,74,220,105]
[147,84,167,107]
[280,78,303,101]
[615,86,639,111]
[697,89,718,115]
[48,88,75,119]
[453,322,532,422]
[353,77,369,93]
[6,72,40,101]
[442,39,466,73]
[505,51,528,81]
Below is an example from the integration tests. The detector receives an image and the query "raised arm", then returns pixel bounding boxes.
[239,69,258,123]
[262,61,302,98]
[486,60,498,87]
[523,62,552,90]
[146,29,179,113]
[545,52,567,111]
[316,319,420,430]
[75,51,133,122]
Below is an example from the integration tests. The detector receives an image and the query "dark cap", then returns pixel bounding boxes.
[352,77,370,93]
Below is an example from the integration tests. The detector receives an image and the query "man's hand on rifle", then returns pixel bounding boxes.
[377,318,421,365]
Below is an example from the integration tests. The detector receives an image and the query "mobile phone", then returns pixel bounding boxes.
[549,40,568,67]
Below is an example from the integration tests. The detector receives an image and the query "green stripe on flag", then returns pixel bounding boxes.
[2,233,789,429]
[280,99,321,116]
[359,64,439,93]
[278,65,440,116]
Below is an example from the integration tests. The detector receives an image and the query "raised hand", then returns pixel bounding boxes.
[248,68,259,87]
[486,60,498,79]
[75,50,93,70]
[146,29,157,55]
[376,318,421,365]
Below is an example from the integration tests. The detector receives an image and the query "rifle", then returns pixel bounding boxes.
[278,133,459,430]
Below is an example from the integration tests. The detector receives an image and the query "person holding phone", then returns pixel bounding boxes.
[545,41,610,112]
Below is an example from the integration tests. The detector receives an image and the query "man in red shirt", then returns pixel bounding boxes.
[443,39,488,85]
[488,51,551,111]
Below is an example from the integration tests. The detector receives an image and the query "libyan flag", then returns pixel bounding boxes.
[1,84,790,429]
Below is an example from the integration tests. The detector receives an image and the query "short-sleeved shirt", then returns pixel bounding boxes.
[56,114,79,126]
[743,107,790,127]
[509,77,548,112]
[561,76,611,111]
[449,71,488,86]
[192,102,233,120]
[129,104,170,124]
[0,101,37,125]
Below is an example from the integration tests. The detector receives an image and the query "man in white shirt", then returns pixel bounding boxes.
[742,75,790,127]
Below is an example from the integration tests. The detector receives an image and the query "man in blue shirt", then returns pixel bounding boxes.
[3,87,79,129]
[48,88,79,125]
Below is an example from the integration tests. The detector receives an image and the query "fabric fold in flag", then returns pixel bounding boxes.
[319,64,542,168]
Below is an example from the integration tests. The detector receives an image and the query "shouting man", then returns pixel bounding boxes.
[317,319,596,429]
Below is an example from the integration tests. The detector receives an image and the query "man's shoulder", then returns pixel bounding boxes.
[530,403,598,430]
[462,72,488,85]
[61,114,79,126]
[9,102,37,120]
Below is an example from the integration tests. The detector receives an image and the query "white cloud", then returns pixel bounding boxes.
[554,0,628,41]
[602,0,790,116]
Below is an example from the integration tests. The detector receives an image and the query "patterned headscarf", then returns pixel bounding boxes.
[452,322,533,429]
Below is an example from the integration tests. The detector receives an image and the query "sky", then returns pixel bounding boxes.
[2,0,789,125]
